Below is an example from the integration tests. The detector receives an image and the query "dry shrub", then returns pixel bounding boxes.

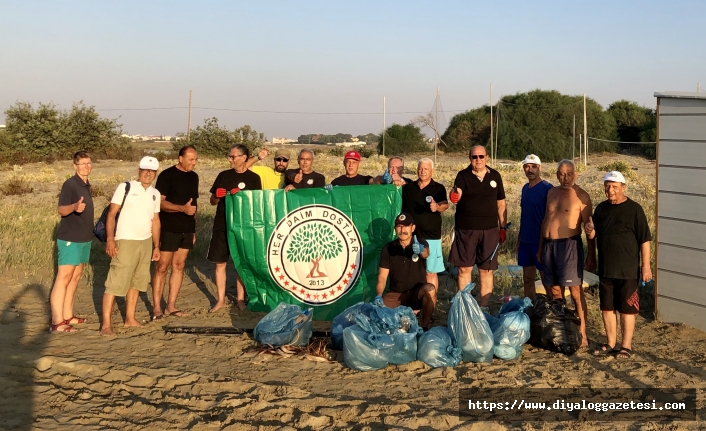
[597,160,636,179]
[90,184,107,198]
[1,176,34,195]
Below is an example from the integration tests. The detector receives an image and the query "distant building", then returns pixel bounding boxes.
[271,137,298,145]
[334,142,364,147]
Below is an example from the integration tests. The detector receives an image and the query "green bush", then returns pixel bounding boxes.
[597,160,636,179]
[1,177,34,196]
[328,146,346,157]
[377,123,428,155]
[175,118,266,158]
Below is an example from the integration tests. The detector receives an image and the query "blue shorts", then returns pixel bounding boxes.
[541,235,584,287]
[57,240,92,266]
[425,239,445,274]
[517,241,544,271]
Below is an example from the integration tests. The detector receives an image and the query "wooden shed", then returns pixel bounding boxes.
[654,91,706,331]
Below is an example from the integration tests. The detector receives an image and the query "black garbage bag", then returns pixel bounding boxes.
[527,294,582,356]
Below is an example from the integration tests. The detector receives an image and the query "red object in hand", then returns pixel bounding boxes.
[499,229,507,244]
[215,188,227,198]
[230,188,240,195]
[450,189,460,204]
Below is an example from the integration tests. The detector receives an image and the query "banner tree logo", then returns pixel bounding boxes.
[267,204,362,305]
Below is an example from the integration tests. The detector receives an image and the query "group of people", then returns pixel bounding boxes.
[49,145,652,358]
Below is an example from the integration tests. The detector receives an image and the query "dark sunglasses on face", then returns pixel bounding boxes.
[275,157,289,162]
[471,155,486,160]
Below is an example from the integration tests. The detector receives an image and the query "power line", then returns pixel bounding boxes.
[587,136,656,144]
[96,106,469,115]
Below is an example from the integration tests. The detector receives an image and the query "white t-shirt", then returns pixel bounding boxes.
[110,181,161,241]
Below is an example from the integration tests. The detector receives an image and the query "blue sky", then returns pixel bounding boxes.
[1,1,704,138]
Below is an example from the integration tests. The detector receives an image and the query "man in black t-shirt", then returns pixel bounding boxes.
[331,150,375,186]
[587,171,652,360]
[208,144,263,313]
[375,213,436,329]
[284,149,326,190]
[151,145,199,320]
[401,158,448,292]
[448,145,507,309]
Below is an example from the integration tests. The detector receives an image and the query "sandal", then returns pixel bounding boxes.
[615,348,633,359]
[64,315,86,325]
[592,343,616,356]
[50,322,77,333]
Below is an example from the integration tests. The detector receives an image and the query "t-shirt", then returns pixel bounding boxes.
[110,181,161,241]
[251,165,285,190]
[209,169,262,231]
[593,198,652,280]
[519,180,553,244]
[379,238,430,293]
[331,174,373,186]
[284,170,326,189]
[453,166,506,230]
[57,174,95,243]
[401,179,448,240]
[155,165,199,233]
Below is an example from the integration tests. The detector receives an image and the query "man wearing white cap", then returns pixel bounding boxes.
[587,171,652,359]
[518,154,553,299]
[101,156,162,336]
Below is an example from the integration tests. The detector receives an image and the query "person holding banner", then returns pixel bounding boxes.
[375,213,436,329]
[284,149,326,190]
[246,147,290,190]
[208,144,262,312]
[331,150,375,186]
[448,145,507,311]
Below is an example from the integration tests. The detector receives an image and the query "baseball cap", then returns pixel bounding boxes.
[139,156,159,170]
[394,212,414,226]
[602,171,626,184]
[274,149,291,159]
[344,150,361,161]
[522,154,541,165]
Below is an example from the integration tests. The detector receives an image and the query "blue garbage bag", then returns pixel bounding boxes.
[417,326,462,368]
[448,283,494,363]
[499,296,533,315]
[343,325,395,371]
[253,303,313,347]
[487,311,531,360]
[330,302,376,350]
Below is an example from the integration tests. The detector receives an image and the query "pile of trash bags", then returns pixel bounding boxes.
[527,294,582,356]
[485,297,532,360]
[253,303,314,347]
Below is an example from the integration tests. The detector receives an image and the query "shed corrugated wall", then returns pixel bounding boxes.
[655,92,706,331]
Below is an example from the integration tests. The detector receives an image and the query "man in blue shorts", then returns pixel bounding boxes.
[517,154,553,299]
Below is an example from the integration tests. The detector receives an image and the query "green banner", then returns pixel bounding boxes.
[225,185,402,320]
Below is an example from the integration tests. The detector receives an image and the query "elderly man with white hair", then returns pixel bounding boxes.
[587,171,652,360]
[401,157,448,294]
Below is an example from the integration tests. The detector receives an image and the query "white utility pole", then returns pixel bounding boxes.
[572,115,576,162]
[490,83,494,163]
[382,96,386,157]
[583,93,588,166]
[187,90,192,143]
[435,87,439,165]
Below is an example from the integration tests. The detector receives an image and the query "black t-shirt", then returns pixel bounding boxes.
[593,198,652,279]
[379,238,429,293]
[401,179,448,240]
[209,169,262,231]
[155,165,199,233]
[453,166,506,230]
[284,170,326,189]
[57,174,95,242]
[331,174,373,186]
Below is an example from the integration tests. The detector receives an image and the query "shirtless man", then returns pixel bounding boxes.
[537,159,596,348]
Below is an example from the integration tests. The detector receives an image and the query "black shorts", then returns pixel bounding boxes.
[448,228,500,270]
[160,232,195,252]
[541,235,584,287]
[207,230,231,263]
[383,283,430,310]
[599,277,640,314]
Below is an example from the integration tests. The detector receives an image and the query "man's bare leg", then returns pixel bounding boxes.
[50,265,77,325]
[620,313,636,351]
[124,288,142,327]
[100,293,116,336]
[426,272,439,293]
[523,265,536,300]
[601,310,618,349]
[62,263,84,322]
[457,266,473,292]
[418,284,437,328]
[164,248,189,316]
[478,268,494,307]
[234,269,246,310]
[569,285,589,348]
[151,251,173,318]
[210,262,228,313]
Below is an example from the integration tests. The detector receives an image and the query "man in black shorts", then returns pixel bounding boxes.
[448,145,507,309]
[375,213,436,329]
[208,144,262,312]
[152,145,199,320]
[284,148,326,190]
[331,150,375,186]
[587,171,652,359]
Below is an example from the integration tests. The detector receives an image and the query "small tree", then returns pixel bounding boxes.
[176,118,266,157]
[286,223,343,278]
[377,123,428,155]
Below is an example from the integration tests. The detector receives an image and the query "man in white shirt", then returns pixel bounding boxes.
[101,156,162,336]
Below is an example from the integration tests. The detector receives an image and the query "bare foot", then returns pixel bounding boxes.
[236,300,247,311]
[100,327,115,336]
[209,301,225,313]
[165,308,188,317]
[124,320,143,328]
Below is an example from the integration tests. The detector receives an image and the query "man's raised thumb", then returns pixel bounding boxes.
[186,198,192,205]
[589,216,593,224]
[413,235,419,244]
[78,196,84,203]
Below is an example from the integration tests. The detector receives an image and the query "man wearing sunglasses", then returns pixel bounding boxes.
[284,149,326,190]
[448,145,507,311]
[208,144,262,313]
[246,148,290,190]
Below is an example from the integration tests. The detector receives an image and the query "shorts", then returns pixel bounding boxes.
[57,240,92,266]
[160,232,195,252]
[383,283,431,310]
[425,239,445,273]
[517,241,545,271]
[104,238,153,296]
[448,227,500,270]
[207,230,231,263]
[599,277,640,314]
[540,235,584,287]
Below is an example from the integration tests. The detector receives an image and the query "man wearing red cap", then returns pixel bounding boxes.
[331,150,375,186]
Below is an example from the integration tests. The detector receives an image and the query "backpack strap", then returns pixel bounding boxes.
[118,181,131,210]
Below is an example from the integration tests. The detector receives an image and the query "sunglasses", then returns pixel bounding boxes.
[228,154,245,160]
[471,155,486,160]
[275,157,289,162]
